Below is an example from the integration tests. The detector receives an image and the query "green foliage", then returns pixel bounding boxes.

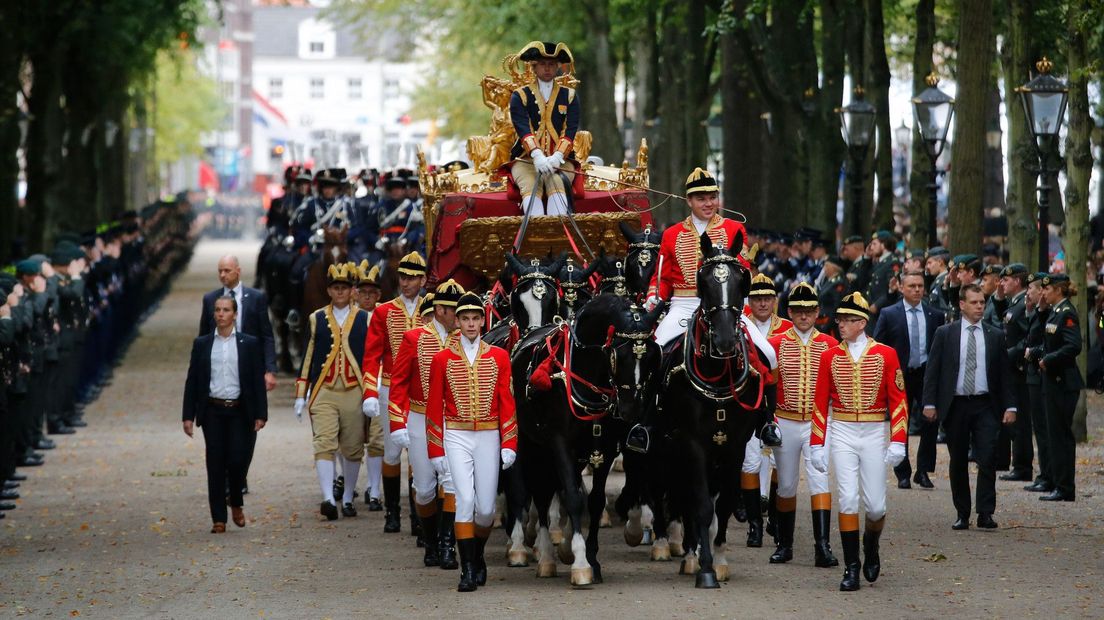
[152,48,224,166]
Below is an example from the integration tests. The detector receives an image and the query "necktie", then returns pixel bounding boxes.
[963,324,978,395]
[908,307,921,368]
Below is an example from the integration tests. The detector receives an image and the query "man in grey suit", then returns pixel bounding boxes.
[922,284,1016,530]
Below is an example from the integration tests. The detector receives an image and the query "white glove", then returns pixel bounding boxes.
[531,149,553,175]
[885,442,907,467]
[501,448,517,470]
[644,295,659,312]
[546,151,565,172]
[431,456,449,476]
[810,445,828,474]
[391,428,410,450]
[293,398,305,422]
[361,397,379,418]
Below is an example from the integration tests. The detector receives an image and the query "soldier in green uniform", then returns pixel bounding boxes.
[996,264,1033,482]
[843,235,871,298]
[816,255,849,338]
[924,247,951,315]
[864,231,899,326]
[944,254,981,322]
[1021,273,1053,493]
[50,244,89,429]
[1031,274,1082,502]
[980,264,1004,330]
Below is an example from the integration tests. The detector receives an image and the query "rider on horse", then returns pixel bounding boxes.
[291,168,356,250]
[508,41,581,217]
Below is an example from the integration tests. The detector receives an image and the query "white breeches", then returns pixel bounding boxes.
[379,386,403,466]
[653,297,777,369]
[444,429,500,527]
[407,411,455,505]
[774,418,831,498]
[830,421,888,521]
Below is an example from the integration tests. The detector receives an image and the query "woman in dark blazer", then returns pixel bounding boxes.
[183,296,268,532]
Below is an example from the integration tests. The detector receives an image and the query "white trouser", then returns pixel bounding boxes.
[545,193,570,216]
[653,297,777,368]
[830,421,888,521]
[774,417,830,498]
[380,385,404,466]
[408,411,455,505]
[444,428,500,527]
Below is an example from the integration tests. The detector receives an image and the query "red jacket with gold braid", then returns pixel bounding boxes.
[647,214,748,300]
[745,308,794,339]
[769,329,839,422]
[388,322,457,433]
[361,295,421,398]
[810,338,908,447]
[425,340,518,459]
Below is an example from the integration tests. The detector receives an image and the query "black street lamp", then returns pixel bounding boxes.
[703,115,723,174]
[1015,57,1068,271]
[912,73,955,248]
[838,86,876,236]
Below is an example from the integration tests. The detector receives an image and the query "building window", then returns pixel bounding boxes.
[383,78,399,99]
[269,78,283,99]
[220,80,235,101]
[309,41,324,54]
[310,78,324,99]
[348,78,362,100]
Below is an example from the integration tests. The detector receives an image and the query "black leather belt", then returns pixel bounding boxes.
[953,393,989,401]
[208,397,241,408]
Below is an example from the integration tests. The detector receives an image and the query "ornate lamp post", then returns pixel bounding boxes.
[911,73,955,248]
[838,86,876,235]
[1016,57,1068,271]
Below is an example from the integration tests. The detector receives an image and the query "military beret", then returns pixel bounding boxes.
[826,255,850,270]
[951,254,980,271]
[1000,263,1028,278]
[872,230,897,246]
[1041,273,1069,286]
[1027,272,1047,284]
[15,258,42,276]
[843,235,865,245]
[925,246,950,259]
[908,249,926,259]
[981,263,1004,277]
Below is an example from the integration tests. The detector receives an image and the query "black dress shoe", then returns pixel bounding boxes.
[1039,490,1075,502]
[1023,481,1053,493]
[897,478,912,490]
[0,501,16,510]
[3,481,19,490]
[367,497,383,511]
[320,500,339,520]
[8,473,27,481]
[36,438,57,450]
[341,502,358,517]
[913,472,934,489]
[65,418,88,428]
[977,514,998,529]
[0,489,19,500]
[19,454,44,467]
[999,470,1032,482]
[952,517,970,530]
[47,424,76,435]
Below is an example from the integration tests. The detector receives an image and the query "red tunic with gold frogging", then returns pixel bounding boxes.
[425,341,518,459]
[810,339,908,447]
[769,329,839,422]
[361,296,421,397]
[647,214,748,300]
[388,323,457,433]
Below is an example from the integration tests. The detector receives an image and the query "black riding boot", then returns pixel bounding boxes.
[839,530,861,591]
[409,477,422,542]
[768,510,794,563]
[420,510,440,567]
[862,519,883,583]
[457,539,478,592]
[765,475,779,543]
[742,488,763,548]
[382,475,401,533]
[812,509,839,567]
[438,510,459,570]
[473,535,488,586]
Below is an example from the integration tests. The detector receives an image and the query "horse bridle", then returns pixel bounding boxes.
[609,330,657,395]
[626,239,660,269]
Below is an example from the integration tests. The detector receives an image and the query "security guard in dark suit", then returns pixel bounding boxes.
[1022,273,1053,492]
[996,264,1033,481]
[1031,273,1082,502]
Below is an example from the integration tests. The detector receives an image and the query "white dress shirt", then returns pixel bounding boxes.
[691,215,710,236]
[209,328,241,399]
[846,333,869,361]
[956,319,988,395]
[904,301,927,368]
[795,327,814,345]
[431,318,449,343]
[460,335,480,365]
[537,79,553,102]
[400,295,418,317]
[331,304,350,326]
[752,317,773,340]
[224,283,244,330]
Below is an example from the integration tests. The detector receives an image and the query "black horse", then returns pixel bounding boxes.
[657,231,772,588]
[556,256,599,321]
[619,221,662,301]
[483,253,564,351]
[256,232,300,373]
[503,294,663,586]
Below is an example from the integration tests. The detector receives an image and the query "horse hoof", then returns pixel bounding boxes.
[679,556,699,575]
[670,542,686,557]
[695,569,720,589]
[536,562,558,578]
[557,543,575,565]
[715,564,729,582]
[570,567,594,587]
[550,529,564,546]
[651,545,671,562]
[624,524,644,547]
[641,526,654,545]
[507,549,529,567]
[600,509,612,528]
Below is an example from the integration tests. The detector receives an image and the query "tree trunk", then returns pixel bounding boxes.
[806,0,847,240]
[1063,0,1092,442]
[865,0,894,233]
[946,0,993,254]
[24,45,68,252]
[1000,0,1038,266]
[842,0,873,236]
[577,0,621,166]
[0,0,21,261]
[720,25,768,226]
[908,0,935,249]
